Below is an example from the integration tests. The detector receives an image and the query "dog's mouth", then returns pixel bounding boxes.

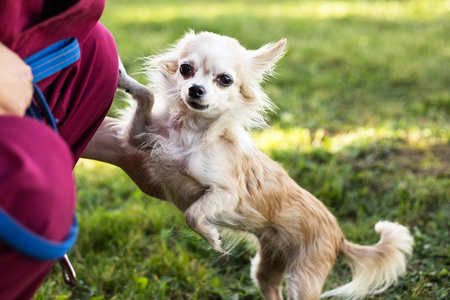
[186,100,209,111]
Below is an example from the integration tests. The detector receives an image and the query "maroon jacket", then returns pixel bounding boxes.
[0,1,119,299]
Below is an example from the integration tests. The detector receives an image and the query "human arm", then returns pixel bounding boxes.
[0,42,33,116]
[81,116,165,200]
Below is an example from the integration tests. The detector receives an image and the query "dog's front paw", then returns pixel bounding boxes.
[118,59,130,91]
[117,59,154,106]
[209,233,223,252]
[118,59,148,94]
[185,213,224,252]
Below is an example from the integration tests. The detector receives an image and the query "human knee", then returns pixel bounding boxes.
[0,117,76,242]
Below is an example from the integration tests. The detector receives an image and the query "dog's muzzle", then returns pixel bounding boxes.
[187,84,209,110]
[189,84,206,98]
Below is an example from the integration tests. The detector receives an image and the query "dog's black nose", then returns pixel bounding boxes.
[189,84,206,99]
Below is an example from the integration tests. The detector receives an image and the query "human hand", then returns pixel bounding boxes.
[0,42,34,116]
[82,117,165,200]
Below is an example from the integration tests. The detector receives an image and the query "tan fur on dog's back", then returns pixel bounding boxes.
[119,31,413,300]
[221,145,341,299]
[230,148,342,248]
[229,147,413,299]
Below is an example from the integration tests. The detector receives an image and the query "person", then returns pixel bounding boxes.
[0,1,161,299]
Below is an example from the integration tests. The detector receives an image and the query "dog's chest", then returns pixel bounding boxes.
[149,128,212,210]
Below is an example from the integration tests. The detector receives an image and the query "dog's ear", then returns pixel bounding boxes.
[151,30,198,76]
[240,39,286,107]
[152,51,179,75]
[249,39,287,81]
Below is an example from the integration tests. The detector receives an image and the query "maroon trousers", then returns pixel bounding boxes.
[0,1,119,299]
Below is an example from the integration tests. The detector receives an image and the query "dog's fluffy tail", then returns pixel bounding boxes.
[321,221,413,300]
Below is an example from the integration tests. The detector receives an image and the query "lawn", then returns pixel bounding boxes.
[36,0,449,299]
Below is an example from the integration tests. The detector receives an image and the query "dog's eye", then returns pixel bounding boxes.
[217,74,233,86]
[180,64,192,77]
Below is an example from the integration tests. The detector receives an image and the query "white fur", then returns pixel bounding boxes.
[118,31,413,300]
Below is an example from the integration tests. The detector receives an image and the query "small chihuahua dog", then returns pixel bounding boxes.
[118,31,413,300]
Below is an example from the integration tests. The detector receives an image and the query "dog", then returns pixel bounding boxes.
[117,31,413,300]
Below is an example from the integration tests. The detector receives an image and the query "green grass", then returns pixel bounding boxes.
[36,0,449,299]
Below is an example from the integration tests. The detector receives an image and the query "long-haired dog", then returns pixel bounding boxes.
[117,31,413,300]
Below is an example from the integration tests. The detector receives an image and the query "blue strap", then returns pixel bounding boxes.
[0,208,78,261]
[0,38,81,260]
[25,37,80,131]
[25,37,80,83]
[28,82,59,132]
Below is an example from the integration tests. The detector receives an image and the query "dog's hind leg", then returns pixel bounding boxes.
[251,250,286,300]
[284,252,334,300]
[118,60,154,149]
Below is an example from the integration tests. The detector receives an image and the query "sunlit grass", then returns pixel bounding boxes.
[105,0,447,24]
[34,0,450,299]
[254,125,449,154]
[68,121,449,299]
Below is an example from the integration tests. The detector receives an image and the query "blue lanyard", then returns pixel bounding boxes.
[0,37,80,261]
[25,37,81,132]
[0,207,79,260]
